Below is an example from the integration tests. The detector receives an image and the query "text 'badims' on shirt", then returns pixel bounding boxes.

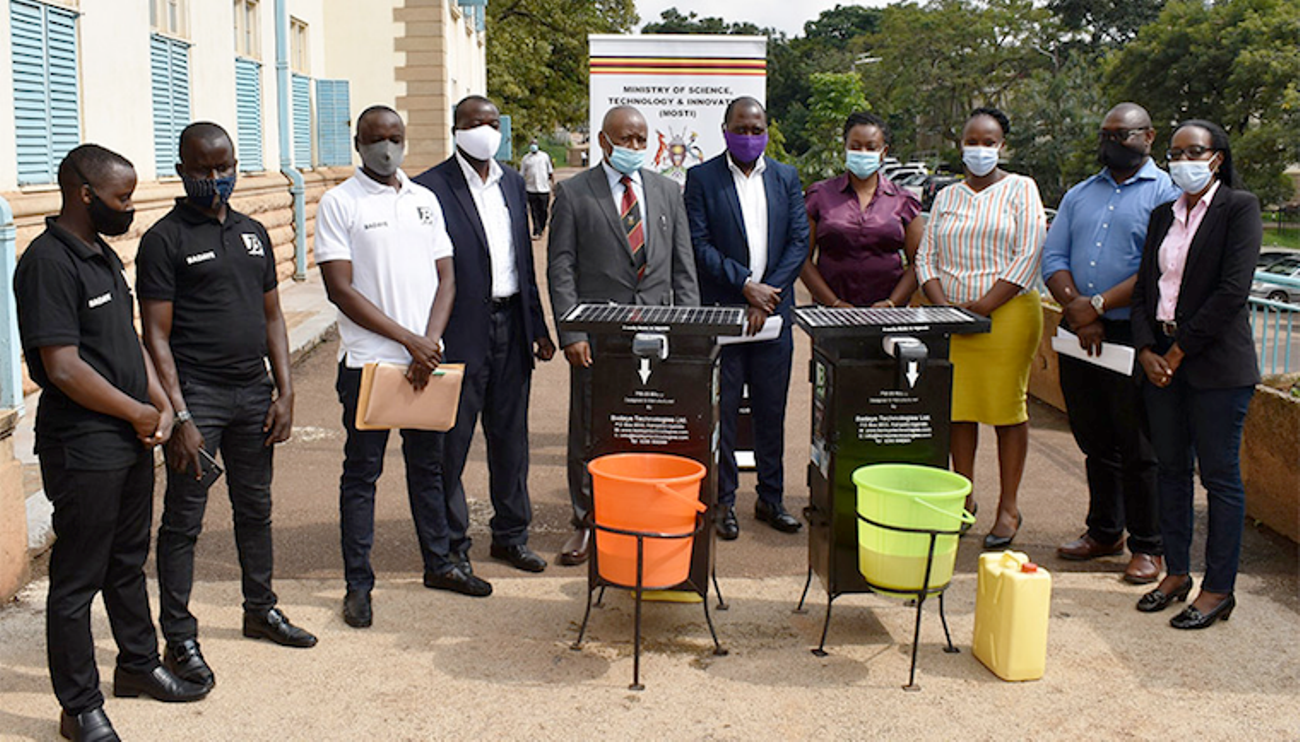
[15,218,149,470]
[314,167,455,368]
[135,199,278,384]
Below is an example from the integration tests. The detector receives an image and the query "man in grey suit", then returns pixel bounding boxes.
[547,105,700,565]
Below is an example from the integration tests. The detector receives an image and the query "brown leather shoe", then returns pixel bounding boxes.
[557,527,592,566]
[1057,534,1125,561]
[1124,553,1163,584]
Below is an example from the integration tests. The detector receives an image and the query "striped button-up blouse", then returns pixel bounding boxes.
[915,173,1046,305]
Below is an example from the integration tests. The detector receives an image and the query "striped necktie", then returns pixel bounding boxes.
[620,175,646,280]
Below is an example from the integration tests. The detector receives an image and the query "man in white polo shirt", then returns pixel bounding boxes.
[317,105,490,630]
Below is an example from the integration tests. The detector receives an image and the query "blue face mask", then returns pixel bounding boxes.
[962,146,1000,177]
[606,144,646,175]
[182,173,237,210]
[846,150,882,179]
[1169,160,1215,194]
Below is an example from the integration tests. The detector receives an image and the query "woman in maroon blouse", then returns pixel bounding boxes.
[800,112,924,308]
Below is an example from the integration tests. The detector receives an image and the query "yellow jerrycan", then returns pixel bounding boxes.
[972,550,1051,681]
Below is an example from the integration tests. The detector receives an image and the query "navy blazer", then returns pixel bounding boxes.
[413,157,551,370]
[1131,184,1261,389]
[683,154,810,316]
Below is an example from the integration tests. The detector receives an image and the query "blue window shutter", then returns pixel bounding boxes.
[314,78,350,167]
[495,114,511,161]
[151,33,191,176]
[291,73,311,167]
[235,58,263,171]
[11,0,80,186]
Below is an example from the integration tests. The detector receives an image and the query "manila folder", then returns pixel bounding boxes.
[355,362,464,431]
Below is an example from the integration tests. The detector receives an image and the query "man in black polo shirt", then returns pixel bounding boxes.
[137,123,316,691]
[16,144,209,742]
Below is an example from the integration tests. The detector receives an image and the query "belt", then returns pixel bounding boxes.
[490,294,519,310]
[1158,320,1178,337]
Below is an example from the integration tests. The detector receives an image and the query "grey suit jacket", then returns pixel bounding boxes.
[547,164,700,347]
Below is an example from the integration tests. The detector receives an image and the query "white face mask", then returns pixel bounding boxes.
[454,124,503,161]
[1169,160,1216,194]
[962,145,1001,177]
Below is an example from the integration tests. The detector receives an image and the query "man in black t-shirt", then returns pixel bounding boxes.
[137,123,316,691]
[16,144,209,742]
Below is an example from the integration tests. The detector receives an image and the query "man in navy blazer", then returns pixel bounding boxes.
[684,97,809,539]
[413,95,555,574]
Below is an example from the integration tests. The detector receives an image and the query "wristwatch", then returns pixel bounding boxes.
[175,410,193,426]
[1090,294,1106,315]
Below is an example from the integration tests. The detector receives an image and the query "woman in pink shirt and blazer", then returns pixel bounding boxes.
[1130,119,1261,629]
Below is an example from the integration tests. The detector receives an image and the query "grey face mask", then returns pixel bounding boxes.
[359,140,404,177]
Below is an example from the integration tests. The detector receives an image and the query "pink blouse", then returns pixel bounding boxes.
[1156,180,1220,322]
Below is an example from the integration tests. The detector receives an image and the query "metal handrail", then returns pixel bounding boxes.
[1249,269,1298,376]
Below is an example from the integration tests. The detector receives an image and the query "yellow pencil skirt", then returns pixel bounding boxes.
[950,291,1043,426]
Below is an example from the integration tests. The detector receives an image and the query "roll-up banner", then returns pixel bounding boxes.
[588,34,768,186]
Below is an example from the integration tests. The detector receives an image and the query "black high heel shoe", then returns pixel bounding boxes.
[982,511,1022,550]
[961,500,978,535]
[1136,575,1193,613]
[1170,593,1236,629]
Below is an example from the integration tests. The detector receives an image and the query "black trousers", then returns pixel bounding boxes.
[443,300,534,554]
[566,363,594,526]
[1058,318,1161,555]
[717,322,794,507]
[156,376,277,643]
[42,448,159,715]
[336,363,452,591]
[526,192,549,236]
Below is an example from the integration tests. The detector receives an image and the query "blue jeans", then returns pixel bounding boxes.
[1144,370,1253,593]
[336,363,453,592]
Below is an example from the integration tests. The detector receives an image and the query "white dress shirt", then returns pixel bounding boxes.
[456,152,519,299]
[728,154,768,283]
[520,150,553,193]
[602,160,645,228]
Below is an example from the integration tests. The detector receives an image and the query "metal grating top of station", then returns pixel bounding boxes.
[559,304,746,335]
[795,306,975,327]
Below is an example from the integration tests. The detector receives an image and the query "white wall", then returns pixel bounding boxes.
[79,2,155,175]
[322,0,403,122]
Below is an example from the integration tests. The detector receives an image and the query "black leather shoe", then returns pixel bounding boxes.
[490,543,547,572]
[1170,593,1236,629]
[424,565,493,597]
[113,664,209,702]
[557,527,592,566]
[60,707,119,742]
[243,607,318,648]
[755,500,801,533]
[716,506,739,540]
[1137,576,1193,613]
[163,639,214,689]
[982,512,1023,550]
[343,589,372,628]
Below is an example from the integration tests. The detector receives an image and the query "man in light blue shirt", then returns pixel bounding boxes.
[1042,103,1181,584]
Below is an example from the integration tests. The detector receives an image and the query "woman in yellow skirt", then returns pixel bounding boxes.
[915,107,1046,549]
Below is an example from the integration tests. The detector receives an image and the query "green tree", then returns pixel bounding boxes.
[796,72,870,184]
[1105,0,1300,204]
[1048,0,1166,49]
[641,8,764,35]
[486,0,638,146]
[1005,54,1106,205]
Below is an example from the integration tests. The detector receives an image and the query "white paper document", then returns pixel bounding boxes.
[716,315,783,345]
[1051,327,1135,376]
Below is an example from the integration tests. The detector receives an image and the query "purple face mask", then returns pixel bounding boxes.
[724,131,768,164]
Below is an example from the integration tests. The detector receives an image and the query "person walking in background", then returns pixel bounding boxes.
[318,105,487,631]
[547,105,699,566]
[801,111,923,309]
[16,144,209,742]
[138,123,317,694]
[915,107,1046,550]
[1041,103,1181,584]
[520,139,554,238]
[1131,120,1260,629]
[414,96,555,575]
[684,96,810,540]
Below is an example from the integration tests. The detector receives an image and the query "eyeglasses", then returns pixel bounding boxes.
[1099,127,1150,143]
[1166,145,1214,161]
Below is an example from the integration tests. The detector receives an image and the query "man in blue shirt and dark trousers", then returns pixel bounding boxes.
[1042,103,1182,584]
[685,97,809,539]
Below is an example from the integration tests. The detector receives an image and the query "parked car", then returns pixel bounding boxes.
[920,174,962,212]
[894,172,929,200]
[1258,250,1295,270]
[1251,256,1300,304]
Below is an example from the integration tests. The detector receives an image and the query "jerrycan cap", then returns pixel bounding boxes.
[1021,562,1039,573]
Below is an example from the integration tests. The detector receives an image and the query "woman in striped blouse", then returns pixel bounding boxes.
[915,107,1046,550]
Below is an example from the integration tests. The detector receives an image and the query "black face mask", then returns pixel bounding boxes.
[86,189,135,236]
[1098,140,1146,173]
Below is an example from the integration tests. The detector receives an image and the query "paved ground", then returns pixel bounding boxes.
[3,174,1298,739]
